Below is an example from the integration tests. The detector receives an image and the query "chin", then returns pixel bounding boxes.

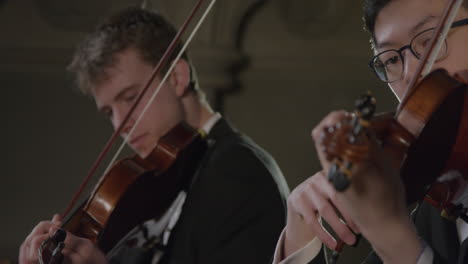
[129,144,146,157]
[137,149,150,158]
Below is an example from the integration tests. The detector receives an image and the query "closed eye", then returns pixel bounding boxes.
[99,107,113,119]
[124,94,137,103]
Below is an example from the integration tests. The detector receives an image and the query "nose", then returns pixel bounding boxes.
[393,50,422,100]
[112,107,135,136]
[402,50,421,86]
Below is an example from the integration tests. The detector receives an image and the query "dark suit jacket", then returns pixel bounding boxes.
[363,201,463,264]
[160,118,288,264]
[111,118,289,264]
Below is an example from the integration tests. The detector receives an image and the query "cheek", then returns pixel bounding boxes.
[452,43,468,72]
[144,90,184,133]
[441,33,468,74]
[111,119,119,131]
[389,82,405,102]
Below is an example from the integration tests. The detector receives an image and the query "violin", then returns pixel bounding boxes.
[323,0,468,208]
[322,68,467,264]
[325,68,468,204]
[39,123,207,263]
[37,0,217,263]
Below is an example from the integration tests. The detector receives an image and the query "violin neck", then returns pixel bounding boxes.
[371,113,415,168]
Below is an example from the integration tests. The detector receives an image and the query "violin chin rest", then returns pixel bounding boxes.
[454,70,468,84]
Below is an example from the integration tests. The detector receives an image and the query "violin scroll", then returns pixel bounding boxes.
[321,93,377,192]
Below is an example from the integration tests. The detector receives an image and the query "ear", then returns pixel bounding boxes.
[169,59,191,97]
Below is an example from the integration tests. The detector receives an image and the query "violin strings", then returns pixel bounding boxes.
[103,0,217,175]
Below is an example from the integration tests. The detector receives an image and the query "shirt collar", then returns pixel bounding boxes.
[201,112,222,134]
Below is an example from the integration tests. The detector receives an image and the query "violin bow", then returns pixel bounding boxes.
[397,0,464,113]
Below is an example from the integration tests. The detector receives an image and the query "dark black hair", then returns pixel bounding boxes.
[363,0,468,46]
[363,0,391,44]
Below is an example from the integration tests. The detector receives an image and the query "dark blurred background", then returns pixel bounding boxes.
[1,0,397,263]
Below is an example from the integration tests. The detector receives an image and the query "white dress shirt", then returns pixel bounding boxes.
[273,184,468,264]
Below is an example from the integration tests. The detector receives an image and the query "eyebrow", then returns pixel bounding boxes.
[97,84,140,113]
[375,15,438,50]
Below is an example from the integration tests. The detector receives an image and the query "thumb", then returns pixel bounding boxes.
[52,213,63,225]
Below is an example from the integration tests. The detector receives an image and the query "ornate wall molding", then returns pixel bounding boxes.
[1,0,265,112]
[32,0,142,31]
[0,46,73,73]
[278,0,353,38]
[32,0,110,31]
[150,0,264,111]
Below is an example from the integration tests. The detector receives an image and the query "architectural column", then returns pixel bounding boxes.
[278,0,353,38]
[150,0,265,111]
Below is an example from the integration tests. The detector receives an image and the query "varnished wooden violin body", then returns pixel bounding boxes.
[324,69,468,205]
[39,123,207,263]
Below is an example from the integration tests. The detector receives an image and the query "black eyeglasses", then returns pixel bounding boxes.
[368,18,468,83]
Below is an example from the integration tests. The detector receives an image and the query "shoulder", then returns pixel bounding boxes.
[203,118,281,177]
[179,120,289,221]
[201,131,288,195]
[184,130,288,214]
